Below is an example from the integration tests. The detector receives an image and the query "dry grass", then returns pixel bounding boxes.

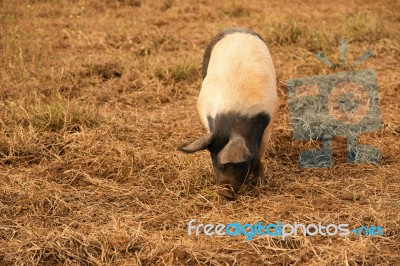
[0,0,399,265]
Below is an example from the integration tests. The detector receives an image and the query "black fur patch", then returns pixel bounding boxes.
[207,112,270,165]
[201,28,265,79]
[207,116,215,133]
[206,112,270,191]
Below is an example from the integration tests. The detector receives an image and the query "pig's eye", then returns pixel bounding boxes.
[218,164,228,170]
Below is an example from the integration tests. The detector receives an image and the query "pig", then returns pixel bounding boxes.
[179,28,278,199]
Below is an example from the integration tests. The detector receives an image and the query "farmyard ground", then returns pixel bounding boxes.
[0,0,399,265]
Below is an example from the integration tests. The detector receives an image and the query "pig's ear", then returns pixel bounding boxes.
[178,133,212,153]
[217,134,251,164]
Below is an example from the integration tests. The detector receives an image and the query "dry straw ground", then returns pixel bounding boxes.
[0,0,399,265]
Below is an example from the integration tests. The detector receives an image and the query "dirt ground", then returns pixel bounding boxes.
[0,0,399,265]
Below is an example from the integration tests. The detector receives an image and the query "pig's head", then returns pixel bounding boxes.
[179,112,270,199]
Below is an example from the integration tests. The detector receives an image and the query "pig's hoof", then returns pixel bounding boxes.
[217,186,237,200]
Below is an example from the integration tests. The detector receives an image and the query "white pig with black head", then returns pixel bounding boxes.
[179,28,278,199]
